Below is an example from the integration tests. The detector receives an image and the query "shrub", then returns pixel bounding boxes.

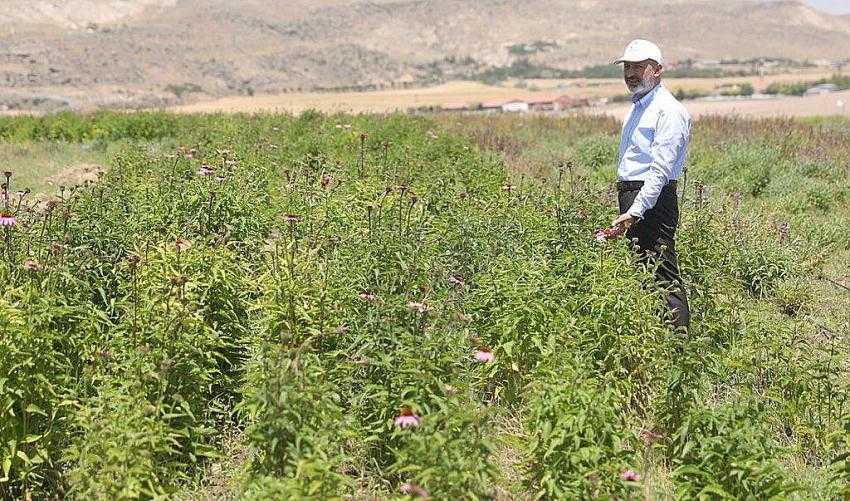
[670,404,797,498]
[388,400,496,499]
[240,351,351,498]
[65,381,215,499]
[524,366,638,499]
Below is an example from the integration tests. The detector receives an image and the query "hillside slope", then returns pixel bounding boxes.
[1,0,848,111]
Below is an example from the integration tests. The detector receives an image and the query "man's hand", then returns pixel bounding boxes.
[612,213,636,229]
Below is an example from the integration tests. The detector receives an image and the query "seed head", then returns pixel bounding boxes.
[127,254,141,269]
[175,238,191,252]
[400,482,429,498]
[169,275,188,286]
[23,259,43,272]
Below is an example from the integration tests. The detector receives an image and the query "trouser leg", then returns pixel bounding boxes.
[618,185,690,329]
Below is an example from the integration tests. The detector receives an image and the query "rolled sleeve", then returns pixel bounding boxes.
[627,110,689,218]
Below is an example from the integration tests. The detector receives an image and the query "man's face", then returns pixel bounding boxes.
[623,59,662,95]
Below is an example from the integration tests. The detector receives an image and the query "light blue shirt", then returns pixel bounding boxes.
[618,83,691,218]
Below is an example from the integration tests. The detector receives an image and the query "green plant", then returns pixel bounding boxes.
[670,404,797,499]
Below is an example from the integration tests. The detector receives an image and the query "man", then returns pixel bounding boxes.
[611,39,691,329]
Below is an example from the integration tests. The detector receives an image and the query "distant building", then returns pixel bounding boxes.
[527,96,560,112]
[555,95,590,110]
[501,99,530,113]
[440,102,469,112]
[527,95,589,112]
[435,95,590,115]
[805,83,838,96]
[692,59,721,68]
[480,100,504,113]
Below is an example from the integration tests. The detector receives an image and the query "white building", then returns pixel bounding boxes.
[501,100,529,113]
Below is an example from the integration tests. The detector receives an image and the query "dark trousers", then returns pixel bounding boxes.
[618,182,690,329]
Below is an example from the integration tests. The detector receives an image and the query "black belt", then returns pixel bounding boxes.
[617,180,677,192]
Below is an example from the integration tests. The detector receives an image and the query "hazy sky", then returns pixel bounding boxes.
[806,0,850,13]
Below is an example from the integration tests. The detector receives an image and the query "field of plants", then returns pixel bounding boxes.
[0,111,848,499]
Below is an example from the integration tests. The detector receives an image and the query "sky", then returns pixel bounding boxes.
[806,0,850,13]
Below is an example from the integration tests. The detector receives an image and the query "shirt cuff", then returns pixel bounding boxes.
[627,204,644,220]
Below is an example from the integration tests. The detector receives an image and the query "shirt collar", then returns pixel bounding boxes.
[632,83,662,107]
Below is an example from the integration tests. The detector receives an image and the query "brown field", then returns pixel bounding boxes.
[171,81,558,115]
[171,70,844,117]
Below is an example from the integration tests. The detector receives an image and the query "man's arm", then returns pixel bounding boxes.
[626,109,689,219]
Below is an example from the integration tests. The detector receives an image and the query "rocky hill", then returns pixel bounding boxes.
[1,0,848,111]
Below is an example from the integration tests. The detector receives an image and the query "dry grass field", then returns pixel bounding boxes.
[171,71,847,118]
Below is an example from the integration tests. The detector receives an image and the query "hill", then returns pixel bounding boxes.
[1,0,849,111]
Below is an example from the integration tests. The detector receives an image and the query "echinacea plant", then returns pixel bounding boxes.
[196,165,214,177]
[621,469,641,482]
[595,225,625,242]
[400,482,430,498]
[0,211,16,227]
[473,348,495,363]
[23,259,43,272]
[395,406,421,428]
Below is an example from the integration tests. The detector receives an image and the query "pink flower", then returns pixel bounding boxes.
[400,482,430,498]
[394,407,421,428]
[621,469,641,482]
[196,165,214,177]
[595,226,624,242]
[474,349,495,363]
[0,213,17,227]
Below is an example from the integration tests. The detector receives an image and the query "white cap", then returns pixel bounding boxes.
[613,39,664,66]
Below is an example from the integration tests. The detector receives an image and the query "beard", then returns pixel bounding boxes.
[627,74,658,96]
